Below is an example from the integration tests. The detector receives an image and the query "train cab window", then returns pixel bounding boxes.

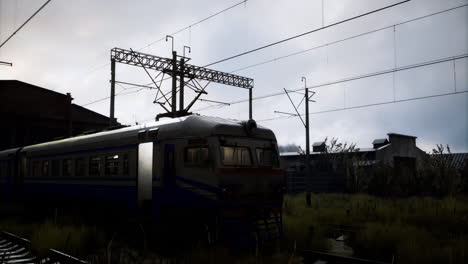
[185,147,209,166]
[256,148,279,167]
[62,159,72,177]
[105,155,119,176]
[122,154,129,176]
[89,156,102,176]
[32,161,41,177]
[220,146,252,167]
[42,161,49,177]
[76,158,85,176]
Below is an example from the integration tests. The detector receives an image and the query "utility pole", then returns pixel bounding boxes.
[66,93,74,137]
[302,77,312,206]
[180,46,191,112]
[109,58,116,127]
[274,77,316,199]
[171,50,177,116]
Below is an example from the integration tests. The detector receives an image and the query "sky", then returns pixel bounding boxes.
[0,0,467,152]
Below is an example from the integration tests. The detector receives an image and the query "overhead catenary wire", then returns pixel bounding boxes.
[0,0,52,49]
[79,4,460,110]
[139,0,248,51]
[202,0,411,67]
[135,54,467,124]
[81,3,466,108]
[229,3,468,74]
[76,0,248,79]
[194,54,468,112]
[257,90,468,123]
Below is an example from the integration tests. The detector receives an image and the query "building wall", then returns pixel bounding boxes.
[376,135,426,164]
[0,80,114,150]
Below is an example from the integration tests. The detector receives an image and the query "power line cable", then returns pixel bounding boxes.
[257,90,468,123]
[139,0,248,51]
[143,3,466,89]
[230,3,468,74]
[81,0,420,106]
[202,0,411,67]
[76,0,248,79]
[82,2,463,108]
[0,0,52,49]
[195,54,468,111]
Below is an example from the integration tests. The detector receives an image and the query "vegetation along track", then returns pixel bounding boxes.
[0,231,87,264]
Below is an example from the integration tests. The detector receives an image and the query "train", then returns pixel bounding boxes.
[0,115,285,237]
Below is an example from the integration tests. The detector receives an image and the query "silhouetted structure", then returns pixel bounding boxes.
[281,133,427,193]
[0,80,118,150]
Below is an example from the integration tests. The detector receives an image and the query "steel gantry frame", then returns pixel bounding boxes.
[109,47,254,125]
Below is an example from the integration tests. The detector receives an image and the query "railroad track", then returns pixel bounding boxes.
[0,231,87,264]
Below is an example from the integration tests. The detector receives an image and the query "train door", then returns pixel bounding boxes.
[138,142,153,215]
[164,144,176,186]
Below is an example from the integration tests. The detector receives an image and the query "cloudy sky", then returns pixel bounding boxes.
[1,0,467,152]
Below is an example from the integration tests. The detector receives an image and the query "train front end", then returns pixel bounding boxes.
[211,119,285,244]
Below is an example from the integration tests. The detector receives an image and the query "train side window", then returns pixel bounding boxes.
[89,156,102,176]
[122,154,129,176]
[62,159,72,177]
[256,148,279,167]
[51,160,60,177]
[105,155,119,176]
[220,146,252,167]
[42,160,49,177]
[76,158,85,176]
[32,161,41,177]
[185,147,209,166]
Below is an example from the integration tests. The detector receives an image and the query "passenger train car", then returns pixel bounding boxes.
[0,115,284,225]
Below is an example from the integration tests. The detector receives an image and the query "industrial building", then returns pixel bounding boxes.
[281,133,428,193]
[0,80,118,151]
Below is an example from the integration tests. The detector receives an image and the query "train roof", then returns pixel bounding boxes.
[18,115,276,155]
[0,148,21,159]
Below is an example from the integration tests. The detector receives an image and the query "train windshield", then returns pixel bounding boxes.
[220,146,252,166]
[256,148,279,167]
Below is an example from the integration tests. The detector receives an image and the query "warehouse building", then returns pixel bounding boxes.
[0,80,119,151]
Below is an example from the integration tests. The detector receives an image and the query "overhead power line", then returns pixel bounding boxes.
[144,3,466,94]
[257,91,468,123]
[81,3,465,108]
[230,3,468,74]
[139,0,248,51]
[203,0,411,67]
[195,54,468,111]
[0,0,52,49]
[76,0,248,79]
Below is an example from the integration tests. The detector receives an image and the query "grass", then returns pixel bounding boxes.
[1,194,468,263]
[283,193,468,264]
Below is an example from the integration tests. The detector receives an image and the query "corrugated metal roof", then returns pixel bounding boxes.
[431,153,468,169]
[313,142,325,147]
